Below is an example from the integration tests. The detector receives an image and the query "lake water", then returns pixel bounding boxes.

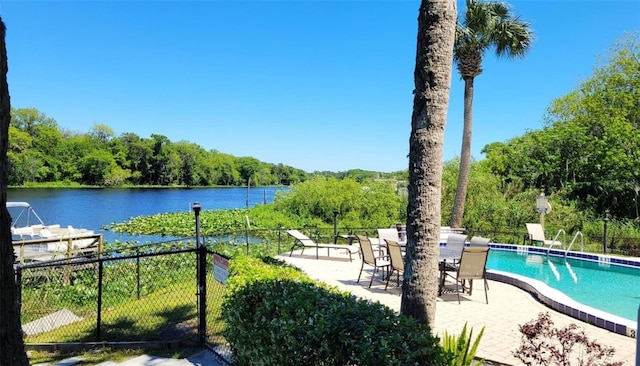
[7,187,287,242]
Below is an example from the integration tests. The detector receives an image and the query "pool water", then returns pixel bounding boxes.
[486,250,640,322]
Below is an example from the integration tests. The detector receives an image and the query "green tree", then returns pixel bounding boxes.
[7,126,33,184]
[402,0,456,327]
[272,176,403,228]
[120,132,153,185]
[173,141,207,186]
[450,0,533,228]
[237,156,261,186]
[9,108,64,183]
[56,134,94,182]
[149,134,172,185]
[10,107,57,136]
[545,32,640,218]
[484,33,640,219]
[88,122,115,144]
[0,17,30,365]
[208,150,241,186]
[79,149,117,185]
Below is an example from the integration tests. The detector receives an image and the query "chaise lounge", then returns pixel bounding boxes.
[524,223,563,247]
[287,229,359,261]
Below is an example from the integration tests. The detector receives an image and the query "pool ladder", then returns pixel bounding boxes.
[564,231,584,258]
[546,229,566,255]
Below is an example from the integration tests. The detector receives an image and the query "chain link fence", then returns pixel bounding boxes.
[18,239,229,356]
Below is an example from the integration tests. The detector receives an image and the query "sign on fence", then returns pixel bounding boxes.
[213,253,229,284]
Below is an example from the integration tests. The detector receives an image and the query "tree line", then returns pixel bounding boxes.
[8,108,310,187]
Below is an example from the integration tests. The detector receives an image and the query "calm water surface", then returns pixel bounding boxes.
[487,250,640,321]
[8,187,287,241]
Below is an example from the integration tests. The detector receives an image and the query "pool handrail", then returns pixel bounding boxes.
[546,229,566,255]
[565,231,584,257]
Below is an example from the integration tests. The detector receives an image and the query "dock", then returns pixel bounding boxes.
[12,234,103,263]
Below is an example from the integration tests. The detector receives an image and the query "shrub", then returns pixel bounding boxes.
[513,312,623,366]
[222,256,450,366]
[441,323,484,366]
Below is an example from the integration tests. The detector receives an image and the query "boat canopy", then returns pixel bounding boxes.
[7,201,45,227]
[7,202,31,208]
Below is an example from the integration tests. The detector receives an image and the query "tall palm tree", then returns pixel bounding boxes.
[0,17,30,365]
[450,0,533,228]
[401,0,456,327]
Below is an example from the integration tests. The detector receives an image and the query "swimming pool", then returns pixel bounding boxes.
[484,245,639,338]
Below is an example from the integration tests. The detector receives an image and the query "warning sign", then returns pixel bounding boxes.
[213,253,230,284]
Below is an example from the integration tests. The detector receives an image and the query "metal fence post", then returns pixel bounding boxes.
[193,202,206,346]
[278,228,282,254]
[96,257,103,341]
[333,210,339,244]
[603,211,609,254]
[136,245,141,300]
[16,266,22,312]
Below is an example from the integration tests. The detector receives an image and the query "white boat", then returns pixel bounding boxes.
[8,202,101,261]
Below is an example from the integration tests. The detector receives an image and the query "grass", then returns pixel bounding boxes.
[25,275,227,364]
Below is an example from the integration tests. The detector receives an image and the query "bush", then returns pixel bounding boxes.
[222,256,450,366]
[513,312,622,366]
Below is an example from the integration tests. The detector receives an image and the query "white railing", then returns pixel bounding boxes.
[546,229,566,254]
[565,231,584,257]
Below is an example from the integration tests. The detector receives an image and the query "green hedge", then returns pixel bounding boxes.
[221,256,450,366]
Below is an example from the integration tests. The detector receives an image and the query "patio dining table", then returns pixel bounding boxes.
[438,246,462,295]
[380,241,461,293]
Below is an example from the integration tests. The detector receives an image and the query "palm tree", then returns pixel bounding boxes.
[450,0,533,228]
[0,17,30,365]
[401,0,456,327]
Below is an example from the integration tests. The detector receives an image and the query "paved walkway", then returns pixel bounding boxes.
[42,350,224,366]
[277,250,637,365]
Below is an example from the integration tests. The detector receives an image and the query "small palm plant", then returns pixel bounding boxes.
[441,323,485,366]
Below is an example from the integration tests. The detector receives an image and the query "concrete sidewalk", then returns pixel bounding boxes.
[42,350,224,366]
[115,350,223,366]
[277,250,637,365]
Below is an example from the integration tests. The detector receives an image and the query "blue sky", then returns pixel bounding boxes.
[2,0,639,173]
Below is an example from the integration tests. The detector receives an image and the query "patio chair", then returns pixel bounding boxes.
[439,226,451,243]
[384,239,404,290]
[356,235,391,288]
[287,229,359,261]
[377,228,400,243]
[469,236,490,247]
[524,223,562,247]
[376,228,401,255]
[445,233,467,263]
[444,246,490,304]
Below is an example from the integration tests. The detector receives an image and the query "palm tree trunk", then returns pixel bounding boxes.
[450,76,474,229]
[0,18,30,366]
[402,0,456,327]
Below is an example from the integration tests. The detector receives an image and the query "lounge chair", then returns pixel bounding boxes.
[384,239,404,290]
[443,246,490,304]
[469,236,490,247]
[356,235,391,288]
[524,223,562,247]
[287,230,359,261]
